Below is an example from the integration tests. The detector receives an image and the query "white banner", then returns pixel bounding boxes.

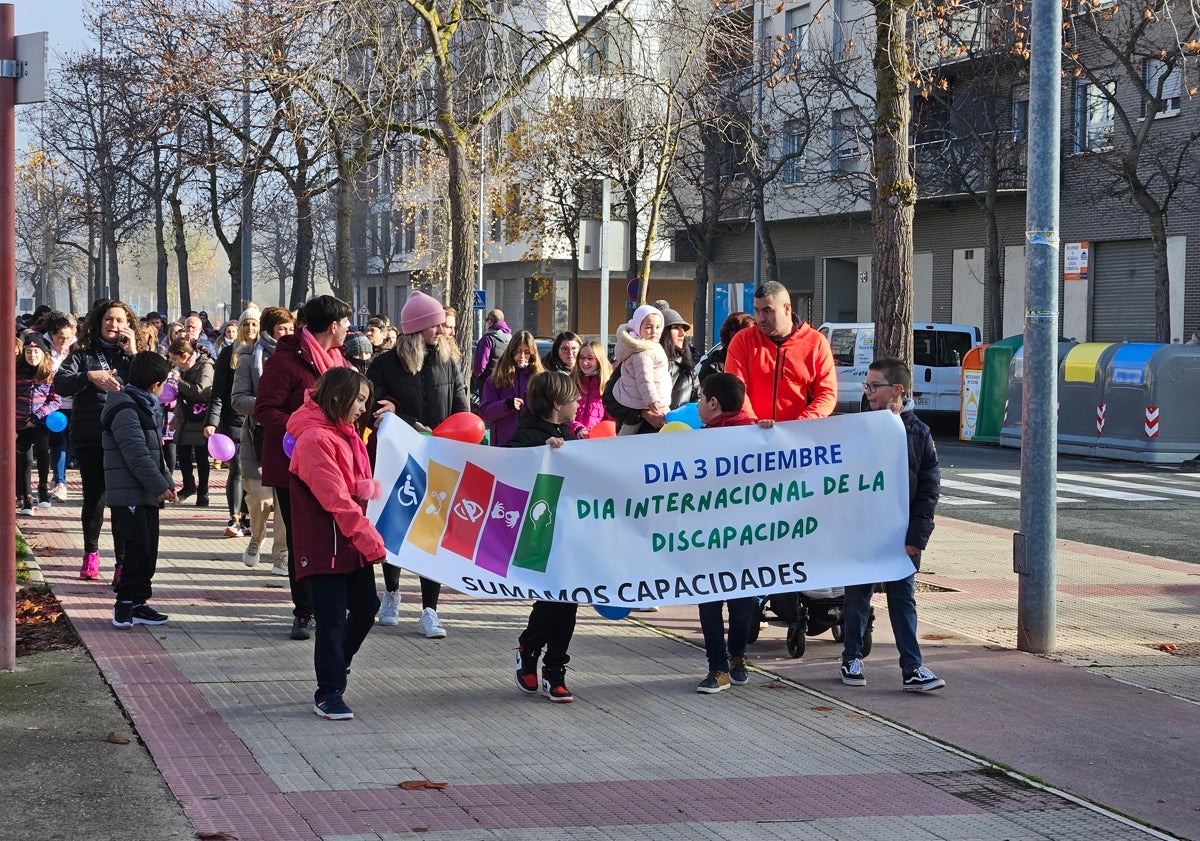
[368,411,915,609]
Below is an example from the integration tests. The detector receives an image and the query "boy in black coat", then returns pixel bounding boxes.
[507,371,581,703]
[101,352,178,627]
[840,357,945,692]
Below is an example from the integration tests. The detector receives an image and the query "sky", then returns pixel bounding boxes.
[14,0,90,59]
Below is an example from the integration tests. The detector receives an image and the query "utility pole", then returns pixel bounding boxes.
[1016,0,1061,653]
[1,6,48,672]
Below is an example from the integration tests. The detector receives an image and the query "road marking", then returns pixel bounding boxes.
[963,472,1167,502]
[938,496,991,506]
[941,478,1079,503]
[1060,472,1200,499]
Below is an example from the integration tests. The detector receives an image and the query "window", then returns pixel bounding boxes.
[831,108,867,172]
[782,120,805,184]
[577,15,625,73]
[785,7,810,69]
[1012,84,1029,140]
[1073,81,1115,152]
[1143,59,1182,118]
[832,0,847,58]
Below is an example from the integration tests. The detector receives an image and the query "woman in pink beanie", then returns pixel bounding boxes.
[366,289,469,639]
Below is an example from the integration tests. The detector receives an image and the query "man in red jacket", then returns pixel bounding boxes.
[724,281,837,421]
[255,295,353,640]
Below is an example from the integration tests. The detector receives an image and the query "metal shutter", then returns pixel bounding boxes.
[500,279,522,332]
[1091,240,1156,342]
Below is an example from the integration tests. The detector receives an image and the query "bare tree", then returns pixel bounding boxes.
[1068,0,1200,341]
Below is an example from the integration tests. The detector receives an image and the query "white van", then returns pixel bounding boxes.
[819,322,982,414]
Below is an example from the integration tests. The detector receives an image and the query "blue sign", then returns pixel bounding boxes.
[472,290,486,310]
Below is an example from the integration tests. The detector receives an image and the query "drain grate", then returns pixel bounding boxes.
[916,770,1076,811]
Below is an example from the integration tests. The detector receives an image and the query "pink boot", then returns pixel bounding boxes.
[79,551,100,580]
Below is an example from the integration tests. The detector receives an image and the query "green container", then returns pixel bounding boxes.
[974,335,1023,444]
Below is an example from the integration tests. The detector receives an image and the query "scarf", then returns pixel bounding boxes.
[300,327,346,376]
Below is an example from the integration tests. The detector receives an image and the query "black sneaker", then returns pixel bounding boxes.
[540,668,573,703]
[729,656,749,686]
[112,601,134,628]
[131,603,169,625]
[196,494,210,507]
[902,666,945,692]
[290,615,313,640]
[313,694,354,720]
[840,658,867,686]
[515,645,540,695]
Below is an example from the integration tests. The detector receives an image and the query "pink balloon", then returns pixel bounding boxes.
[282,431,297,458]
[207,433,236,462]
[432,412,485,444]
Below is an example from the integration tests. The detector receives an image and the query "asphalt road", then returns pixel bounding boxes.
[927,415,1200,565]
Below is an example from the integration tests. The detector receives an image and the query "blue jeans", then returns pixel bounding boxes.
[698,597,756,673]
[841,569,922,674]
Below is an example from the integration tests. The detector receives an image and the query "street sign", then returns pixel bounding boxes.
[627,279,640,302]
[358,305,370,317]
[473,290,486,310]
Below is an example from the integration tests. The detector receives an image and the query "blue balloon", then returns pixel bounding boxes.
[45,411,68,433]
[665,401,701,429]
[593,604,632,621]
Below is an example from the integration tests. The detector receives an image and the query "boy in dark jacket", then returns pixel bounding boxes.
[840,357,944,691]
[693,373,774,693]
[508,371,581,703]
[102,352,178,627]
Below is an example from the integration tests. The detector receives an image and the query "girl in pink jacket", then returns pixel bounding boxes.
[611,304,671,434]
[287,367,386,721]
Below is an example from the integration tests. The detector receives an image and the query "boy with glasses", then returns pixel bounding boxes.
[841,357,945,692]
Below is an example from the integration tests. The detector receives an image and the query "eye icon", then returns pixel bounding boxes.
[454,499,484,522]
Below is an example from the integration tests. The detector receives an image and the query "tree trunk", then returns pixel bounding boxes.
[984,186,1002,342]
[1146,208,1170,342]
[228,229,244,312]
[871,0,916,367]
[291,193,314,311]
[170,196,191,315]
[153,149,169,317]
[444,129,476,358]
[335,171,353,303]
[106,234,120,303]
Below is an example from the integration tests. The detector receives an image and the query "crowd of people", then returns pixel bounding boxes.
[14,281,944,720]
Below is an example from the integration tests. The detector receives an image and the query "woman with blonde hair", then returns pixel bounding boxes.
[366,290,469,637]
[480,330,542,447]
[204,305,260,537]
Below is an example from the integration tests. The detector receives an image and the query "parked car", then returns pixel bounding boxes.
[818,322,982,415]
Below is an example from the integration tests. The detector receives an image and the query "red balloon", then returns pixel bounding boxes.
[432,412,485,444]
[590,419,618,439]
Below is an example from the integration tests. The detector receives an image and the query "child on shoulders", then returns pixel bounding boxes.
[611,305,671,435]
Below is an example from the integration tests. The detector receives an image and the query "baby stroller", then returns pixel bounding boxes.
[749,588,874,658]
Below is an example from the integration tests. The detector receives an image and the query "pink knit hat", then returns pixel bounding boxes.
[627,304,663,337]
[400,290,446,334]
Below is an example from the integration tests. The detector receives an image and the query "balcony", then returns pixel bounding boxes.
[913,0,1027,69]
[913,130,1028,198]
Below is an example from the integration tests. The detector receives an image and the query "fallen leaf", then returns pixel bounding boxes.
[810,705,834,712]
[1158,643,1180,652]
[196,832,238,840]
[398,780,448,790]
[922,633,954,640]
[846,713,866,719]
[106,731,131,745]
[763,681,789,689]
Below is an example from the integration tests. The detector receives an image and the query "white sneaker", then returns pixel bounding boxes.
[418,607,446,639]
[52,483,68,502]
[37,500,52,509]
[18,506,34,516]
[379,590,401,626]
[242,541,260,567]
[271,550,289,576]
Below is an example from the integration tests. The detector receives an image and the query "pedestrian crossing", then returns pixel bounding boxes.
[939,470,1198,506]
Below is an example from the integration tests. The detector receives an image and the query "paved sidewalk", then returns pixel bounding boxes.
[18,473,1200,841]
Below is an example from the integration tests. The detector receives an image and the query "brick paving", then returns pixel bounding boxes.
[19,468,1197,840]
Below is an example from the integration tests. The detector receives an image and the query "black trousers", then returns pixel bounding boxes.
[310,564,380,701]
[519,601,578,670]
[16,425,50,502]
[382,563,441,609]
[273,486,313,618]
[111,504,160,604]
[76,445,120,561]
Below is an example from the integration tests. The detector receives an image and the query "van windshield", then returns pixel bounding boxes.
[828,329,859,366]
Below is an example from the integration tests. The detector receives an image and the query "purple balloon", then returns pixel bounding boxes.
[158,379,177,404]
[207,433,236,462]
[282,431,297,458]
